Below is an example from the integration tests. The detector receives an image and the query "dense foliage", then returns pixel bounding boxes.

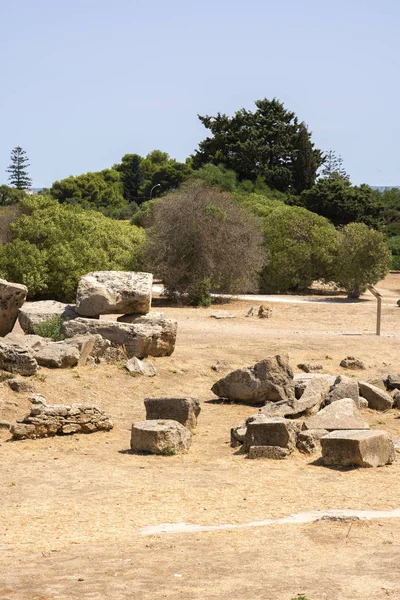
[193,98,323,194]
[6,146,32,189]
[0,195,145,300]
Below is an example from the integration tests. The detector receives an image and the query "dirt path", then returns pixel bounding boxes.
[2,275,400,599]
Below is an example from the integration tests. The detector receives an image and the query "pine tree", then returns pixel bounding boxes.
[321,150,349,179]
[6,146,32,189]
[292,123,320,194]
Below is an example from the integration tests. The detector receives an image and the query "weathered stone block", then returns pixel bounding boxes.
[130,420,191,455]
[18,300,77,334]
[296,429,328,455]
[358,381,393,411]
[144,397,200,429]
[0,341,38,376]
[243,418,300,453]
[0,279,27,337]
[75,271,153,317]
[248,446,290,459]
[304,399,369,431]
[125,357,157,377]
[325,375,360,408]
[321,430,396,468]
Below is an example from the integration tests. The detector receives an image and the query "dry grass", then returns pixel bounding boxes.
[1,275,400,599]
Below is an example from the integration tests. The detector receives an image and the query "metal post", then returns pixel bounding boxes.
[367,284,382,336]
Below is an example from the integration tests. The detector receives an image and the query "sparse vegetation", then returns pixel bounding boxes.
[32,316,64,341]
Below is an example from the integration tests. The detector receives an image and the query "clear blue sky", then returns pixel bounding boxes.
[1,0,399,188]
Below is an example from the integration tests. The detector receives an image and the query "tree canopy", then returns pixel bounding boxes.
[6,147,32,189]
[193,98,323,193]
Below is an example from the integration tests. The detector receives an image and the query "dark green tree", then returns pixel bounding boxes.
[300,175,383,227]
[6,146,32,189]
[114,153,144,203]
[292,124,320,194]
[0,185,26,206]
[193,98,323,192]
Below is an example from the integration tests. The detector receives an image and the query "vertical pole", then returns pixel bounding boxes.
[377,295,381,336]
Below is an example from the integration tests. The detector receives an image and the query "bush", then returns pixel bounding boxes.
[144,181,265,305]
[332,222,391,298]
[248,202,338,293]
[32,316,64,341]
[0,196,145,301]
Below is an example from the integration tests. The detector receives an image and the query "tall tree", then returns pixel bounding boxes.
[6,147,32,189]
[320,150,349,179]
[114,154,144,203]
[193,98,323,193]
[292,123,320,194]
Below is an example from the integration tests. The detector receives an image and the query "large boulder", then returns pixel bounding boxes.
[384,373,400,391]
[0,279,28,337]
[358,381,393,411]
[61,316,177,358]
[304,398,369,431]
[243,418,300,453]
[324,375,360,408]
[321,430,396,468]
[11,396,113,439]
[75,271,153,317]
[211,355,295,405]
[34,342,82,369]
[130,420,191,455]
[144,396,200,429]
[18,300,77,334]
[260,377,331,418]
[0,341,38,376]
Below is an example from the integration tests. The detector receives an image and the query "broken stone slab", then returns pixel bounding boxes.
[340,356,366,370]
[393,390,400,409]
[210,312,236,319]
[0,278,28,337]
[321,430,396,468]
[324,375,360,408]
[259,377,331,419]
[11,398,113,440]
[297,362,323,373]
[358,381,394,411]
[0,341,38,376]
[296,429,329,455]
[7,378,35,393]
[293,373,336,399]
[248,446,290,459]
[211,355,295,405]
[125,357,157,377]
[62,334,111,363]
[243,418,300,453]
[144,397,200,429]
[130,420,191,455]
[5,333,49,352]
[33,342,81,369]
[75,271,153,317]
[304,398,369,431]
[231,424,247,447]
[18,300,77,334]
[61,316,177,358]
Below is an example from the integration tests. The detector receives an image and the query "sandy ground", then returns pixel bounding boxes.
[2,276,400,599]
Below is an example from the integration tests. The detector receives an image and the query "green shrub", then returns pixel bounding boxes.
[0,196,146,301]
[32,316,64,341]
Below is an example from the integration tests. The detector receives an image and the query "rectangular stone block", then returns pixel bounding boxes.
[321,429,396,468]
[248,446,290,459]
[243,418,299,452]
[144,397,200,429]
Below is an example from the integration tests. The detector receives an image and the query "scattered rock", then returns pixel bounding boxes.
[117,311,165,323]
[230,424,247,447]
[7,378,35,393]
[144,397,200,429]
[0,341,38,376]
[210,312,236,319]
[358,381,394,411]
[243,418,300,453]
[211,355,295,405]
[259,377,331,419]
[248,446,289,459]
[130,420,191,455]
[304,398,369,431]
[62,334,110,363]
[75,271,153,317]
[384,373,400,390]
[11,398,113,440]
[297,362,323,373]
[34,342,81,369]
[321,430,396,468]
[18,300,77,334]
[393,390,400,409]
[0,279,28,337]
[5,333,49,352]
[359,397,369,409]
[211,361,231,373]
[125,357,157,377]
[258,305,272,319]
[61,316,177,358]
[296,429,328,455]
[325,375,360,408]
[0,420,11,430]
[340,356,366,370]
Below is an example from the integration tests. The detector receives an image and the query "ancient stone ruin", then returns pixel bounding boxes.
[10,395,113,440]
